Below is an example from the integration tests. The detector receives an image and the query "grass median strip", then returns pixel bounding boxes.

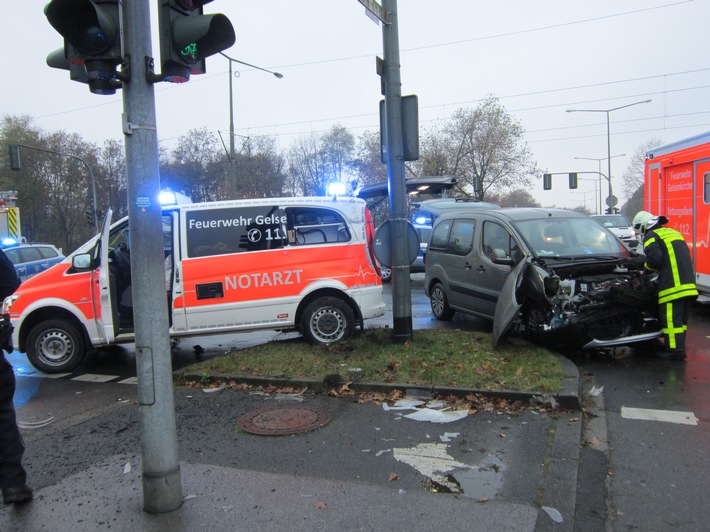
[181,328,565,393]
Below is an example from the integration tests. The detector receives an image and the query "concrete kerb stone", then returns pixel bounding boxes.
[175,353,582,410]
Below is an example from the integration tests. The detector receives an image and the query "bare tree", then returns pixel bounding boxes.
[236,136,286,198]
[287,125,355,196]
[98,138,127,219]
[166,128,227,202]
[418,96,539,201]
[622,137,663,198]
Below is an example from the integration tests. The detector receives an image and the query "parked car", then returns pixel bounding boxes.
[410,224,432,273]
[591,214,639,249]
[2,242,65,282]
[424,208,661,350]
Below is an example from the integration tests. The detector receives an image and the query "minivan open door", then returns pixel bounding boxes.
[492,257,529,348]
[96,208,116,343]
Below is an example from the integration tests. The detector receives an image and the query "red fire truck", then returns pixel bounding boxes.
[644,131,710,303]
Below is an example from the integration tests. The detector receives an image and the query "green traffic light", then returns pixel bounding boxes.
[180,43,199,62]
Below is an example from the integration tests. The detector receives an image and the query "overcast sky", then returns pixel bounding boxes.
[3,0,708,211]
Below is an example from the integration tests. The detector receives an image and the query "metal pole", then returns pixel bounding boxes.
[122,0,182,513]
[219,53,282,200]
[606,112,613,212]
[228,59,236,198]
[382,0,413,342]
[12,144,99,232]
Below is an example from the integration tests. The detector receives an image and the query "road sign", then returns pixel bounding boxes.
[606,195,618,208]
[358,0,387,24]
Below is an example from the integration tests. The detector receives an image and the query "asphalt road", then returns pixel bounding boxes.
[8,275,710,530]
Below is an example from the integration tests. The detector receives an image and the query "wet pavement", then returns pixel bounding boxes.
[2,383,581,531]
[2,274,583,531]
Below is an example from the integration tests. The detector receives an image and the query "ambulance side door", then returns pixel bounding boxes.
[96,209,116,343]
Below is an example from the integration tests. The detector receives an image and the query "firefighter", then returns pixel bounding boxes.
[632,211,699,360]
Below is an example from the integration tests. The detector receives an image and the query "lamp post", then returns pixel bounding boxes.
[571,189,595,213]
[574,154,625,214]
[219,53,283,198]
[567,99,651,212]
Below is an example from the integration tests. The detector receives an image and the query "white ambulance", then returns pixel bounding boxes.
[3,195,385,373]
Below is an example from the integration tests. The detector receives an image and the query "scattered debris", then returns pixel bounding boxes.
[314,501,327,510]
[404,408,468,424]
[388,472,399,481]
[439,432,460,442]
[123,462,131,474]
[589,385,604,397]
[393,442,471,494]
[273,387,308,402]
[542,506,563,523]
[203,383,226,394]
[17,416,55,429]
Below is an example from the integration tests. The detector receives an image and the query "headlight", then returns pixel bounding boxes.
[2,295,19,314]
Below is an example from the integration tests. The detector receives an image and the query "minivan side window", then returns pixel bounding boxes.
[447,219,475,256]
[482,221,514,261]
[429,220,452,251]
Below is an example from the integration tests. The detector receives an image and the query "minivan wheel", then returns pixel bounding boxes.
[379,266,392,283]
[430,283,455,321]
[301,297,355,345]
[26,319,87,373]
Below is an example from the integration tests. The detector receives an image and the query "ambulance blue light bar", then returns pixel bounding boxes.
[159,190,192,206]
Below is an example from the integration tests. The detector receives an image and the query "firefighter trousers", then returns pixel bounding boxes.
[659,297,693,353]
[0,354,27,491]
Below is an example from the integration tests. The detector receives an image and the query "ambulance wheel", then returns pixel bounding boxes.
[26,319,87,373]
[301,297,355,345]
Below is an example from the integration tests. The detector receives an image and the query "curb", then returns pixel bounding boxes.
[175,353,582,410]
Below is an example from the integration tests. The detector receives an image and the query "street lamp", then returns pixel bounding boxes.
[219,53,283,198]
[566,99,651,212]
[571,190,595,213]
[574,154,625,214]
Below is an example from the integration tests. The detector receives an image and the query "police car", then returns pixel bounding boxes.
[1,241,65,282]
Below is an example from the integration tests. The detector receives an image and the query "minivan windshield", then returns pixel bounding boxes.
[515,217,628,258]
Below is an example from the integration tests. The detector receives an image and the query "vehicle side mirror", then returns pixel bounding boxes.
[72,253,92,270]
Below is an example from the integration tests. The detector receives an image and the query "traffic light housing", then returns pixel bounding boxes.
[568,172,578,189]
[158,0,235,83]
[45,0,124,95]
[543,173,552,190]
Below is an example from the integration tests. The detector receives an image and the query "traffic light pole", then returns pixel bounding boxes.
[122,0,182,513]
[381,0,413,342]
[8,143,98,232]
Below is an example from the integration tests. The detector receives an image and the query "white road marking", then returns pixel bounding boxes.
[117,377,138,385]
[71,373,120,383]
[621,406,698,425]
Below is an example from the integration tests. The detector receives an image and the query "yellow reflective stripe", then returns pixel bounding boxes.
[643,236,656,249]
[659,291,699,304]
[659,283,699,298]
[662,302,685,349]
[665,237,682,288]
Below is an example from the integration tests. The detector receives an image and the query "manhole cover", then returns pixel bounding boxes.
[237,406,331,436]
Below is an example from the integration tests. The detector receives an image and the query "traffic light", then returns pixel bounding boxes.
[8,145,21,171]
[158,0,236,83]
[543,173,552,190]
[568,172,578,189]
[44,0,124,95]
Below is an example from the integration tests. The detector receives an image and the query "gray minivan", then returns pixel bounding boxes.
[424,208,661,350]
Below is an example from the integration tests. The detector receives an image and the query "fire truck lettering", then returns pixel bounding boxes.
[188,216,253,230]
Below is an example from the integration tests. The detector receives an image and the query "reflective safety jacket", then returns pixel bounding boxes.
[643,226,699,304]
